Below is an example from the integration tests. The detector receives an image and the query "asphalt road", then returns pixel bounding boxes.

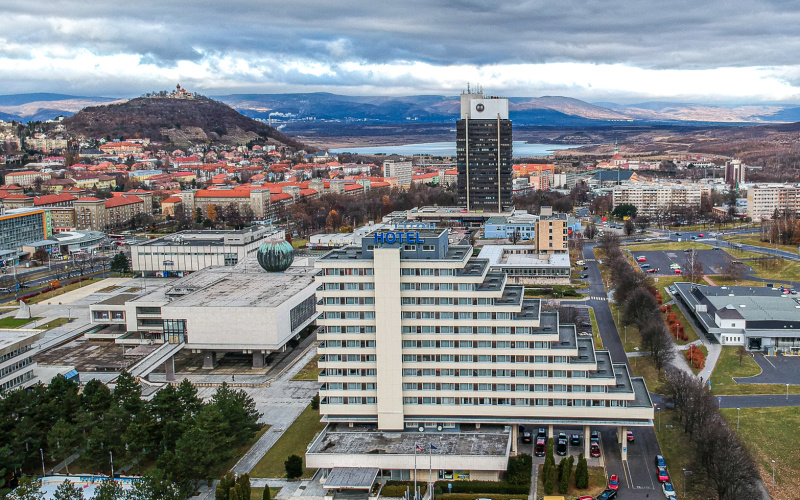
[582,241,664,500]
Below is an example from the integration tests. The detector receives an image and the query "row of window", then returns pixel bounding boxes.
[399,268,456,276]
[400,383,605,393]
[400,341,560,350]
[401,297,497,306]
[401,354,574,364]
[323,340,376,348]
[324,312,376,320]
[324,354,377,362]
[321,397,621,407]
[400,283,485,292]
[401,326,534,334]
[323,268,374,276]
[322,368,590,378]
[322,283,375,291]
[400,311,513,320]
[0,356,31,378]
[0,344,32,363]
[324,297,375,305]
[0,369,34,393]
[324,326,377,334]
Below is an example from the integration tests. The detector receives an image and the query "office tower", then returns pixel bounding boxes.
[456,90,513,212]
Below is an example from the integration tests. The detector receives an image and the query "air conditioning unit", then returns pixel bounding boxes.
[418,426,425,432]
[437,425,443,432]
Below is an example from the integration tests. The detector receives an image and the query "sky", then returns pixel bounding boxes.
[4,0,800,103]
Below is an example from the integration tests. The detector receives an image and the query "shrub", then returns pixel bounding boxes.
[575,453,589,489]
[433,481,528,495]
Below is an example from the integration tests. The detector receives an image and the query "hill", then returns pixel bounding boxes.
[62,96,305,149]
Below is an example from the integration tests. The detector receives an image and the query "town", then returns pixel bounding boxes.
[0,85,798,500]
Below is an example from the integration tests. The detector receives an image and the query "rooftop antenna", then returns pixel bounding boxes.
[466,82,471,94]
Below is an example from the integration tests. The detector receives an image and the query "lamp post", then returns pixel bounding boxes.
[40,448,45,477]
[682,469,692,498]
[772,460,776,489]
[110,450,114,479]
[737,407,740,432]
[787,384,790,401]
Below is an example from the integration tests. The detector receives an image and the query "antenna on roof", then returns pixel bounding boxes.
[466,82,470,94]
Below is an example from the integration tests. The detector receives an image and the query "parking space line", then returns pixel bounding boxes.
[622,459,632,488]
[763,355,776,369]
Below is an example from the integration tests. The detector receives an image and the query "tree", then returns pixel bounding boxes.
[91,479,125,500]
[125,468,188,500]
[7,477,44,500]
[207,205,219,223]
[53,480,84,500]
[325,209,341,231]
[285,454,303,480]
[611,203,637,219]
[211,382,262,446]
[216,473,235,500]
[737,346,748,365]
[110,252,130,274]
[113,371,143,417]
[575,453,589,489]
[32,248,49,266]
[262,485,271,500]
[623,218,635,236]
[583,222,598,240]
[47,418,79,474]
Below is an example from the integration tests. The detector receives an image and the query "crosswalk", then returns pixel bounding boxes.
[585,258,597,262]
[587,295,607,301]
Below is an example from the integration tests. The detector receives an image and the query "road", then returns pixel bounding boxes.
[581,241,664,500]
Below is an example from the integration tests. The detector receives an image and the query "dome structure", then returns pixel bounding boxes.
[256,240,294,272]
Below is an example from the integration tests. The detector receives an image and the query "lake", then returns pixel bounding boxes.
[329,141,581,157]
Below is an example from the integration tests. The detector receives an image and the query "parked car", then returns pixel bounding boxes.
[608,474,620,490]
[637,256,647,262]
[537,427,547,439]
[522,431,532,443]
[662,481,677,498]
[673,269,682,274]
[590,443,601,457]
[534,437,546,457]
[590,430,601,442]
[580,273,589,279]
[655,454,666,468]
[690,236,697,240]
[626,430,634,442]
[675,232,682,236]
[641,263,651,268]
[576,260,585,266]
[698,234,704,237]
[595,488,618,500]
[570,433,581,446]
[657,466,670,483]
[556,433,568,456]
[647,268,658,273]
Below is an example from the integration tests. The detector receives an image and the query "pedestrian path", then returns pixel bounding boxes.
[587,295,607,301]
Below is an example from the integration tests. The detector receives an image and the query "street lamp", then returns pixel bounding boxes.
[40,448,45,477]
[110,450,114,479]
[787,384,790,401]
[737,407,741,432]
[772,460,776,489]
[682,469,692,498]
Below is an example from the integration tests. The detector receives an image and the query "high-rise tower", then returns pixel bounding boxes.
[456,88,513,212]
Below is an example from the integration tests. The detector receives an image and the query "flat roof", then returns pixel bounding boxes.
[478,246,571,268]
[324,468,379,490]
[0,329,42,354]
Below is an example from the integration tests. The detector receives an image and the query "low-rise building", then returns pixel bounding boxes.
[130,226,284,276]
[0,330,42,394]
[0,208,53,251]
[477,246,571,284]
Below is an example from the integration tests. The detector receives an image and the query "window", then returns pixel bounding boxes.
[423,245,435,251]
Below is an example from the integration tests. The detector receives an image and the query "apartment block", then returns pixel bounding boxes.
[308,228,653,478]
[383,159,413,188]
[611,182,705,217]
[0,330,42,394]
[746,184,800,221]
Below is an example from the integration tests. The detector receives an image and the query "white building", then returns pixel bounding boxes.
[0,330,41,393]
[477,245,571,284]
[612,182,706,216]
[746,184,800,221]
[308,228,653,479]
[130,226,284,276]
[383,159,413,188]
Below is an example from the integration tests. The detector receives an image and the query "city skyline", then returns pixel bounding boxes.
[3,0,800,102]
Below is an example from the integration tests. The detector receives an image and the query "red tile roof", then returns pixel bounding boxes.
[162,196,182,203]
[104,195,143,208]
[270,193,293,202]
[33,194,76,205]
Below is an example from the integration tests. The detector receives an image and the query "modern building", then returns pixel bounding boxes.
[0,330,42,394]
[22,230,106,257]
[535,208,570,255]
[483,213,538,240]
[725,159,745,187]
[746,184,800,221]
[674,282,800,352]
[456,91,513,212]
[477,246,571,284]
[383,159,413,188]
[611,182,705,217]
[130,226,284,276]
[308,228,653,479]
[0,208,53,251]
[89,256,319,368]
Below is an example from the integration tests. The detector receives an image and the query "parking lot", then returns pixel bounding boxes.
[629,248,731,276]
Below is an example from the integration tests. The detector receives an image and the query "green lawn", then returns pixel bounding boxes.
[587,307,603,349]
[625,241,713,252]
[710,346,800,395]
[251,487,282,500]
[536,465,606,499]
[0,316,43,328]
[523,285,585,299]
[719,407,800,499]
[250,405,326,479]
[725,235,800,255]
[630,355,666,394]
[291,239,309,250]
[35,318,71,330]
[654,409,706,500]
[291,355,321,381]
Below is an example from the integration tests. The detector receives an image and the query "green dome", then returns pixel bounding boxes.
[256,240,294,272]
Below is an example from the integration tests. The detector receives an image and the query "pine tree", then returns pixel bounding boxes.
[285,454,303,480]
[53,480,84,500]
[558,457,570,494]
[92,479,125,500]
[575,453,589,489]
[8,477,44,500]
[262,485,271,500]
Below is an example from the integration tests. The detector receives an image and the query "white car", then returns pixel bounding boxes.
[662,481,677,498]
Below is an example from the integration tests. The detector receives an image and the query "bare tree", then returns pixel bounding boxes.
[623,288,658,329]
[623,218,635,236]
[686,250,704,283]
[583,222,598,240]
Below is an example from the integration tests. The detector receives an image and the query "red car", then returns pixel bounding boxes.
[637,256,647,262]
[698,234,704,237]
[674,269,682,274]
[578,497,594,500]
[657,466,670,483]
[627,430,635,442]
[647,268,658,273]
[608,474,620,490]
[590,443,601,457]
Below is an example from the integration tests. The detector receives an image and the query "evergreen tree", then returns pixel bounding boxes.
[262,485,271,500]
[53,480,84,500]
[176,378,203,419]
[216,473,235,500]
[575,453,589,489]
[7,477,44,500]
[45,374,81,425]
[228,487,238,500]
[557,457,570,494]
[113,371,143,417]
[47,418,79,474]
[285,454,303,480]
[110,252,130,274]
[211,382,262,445]
[237,473,251,499]
[91,479,125,500]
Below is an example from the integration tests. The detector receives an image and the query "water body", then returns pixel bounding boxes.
[329,141,581,157]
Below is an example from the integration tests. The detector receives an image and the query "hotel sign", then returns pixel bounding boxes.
[374,232,426,244]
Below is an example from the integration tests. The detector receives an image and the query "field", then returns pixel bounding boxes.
[251,488,282,500]
[250,405,326,479]
[709,346,800,395]
[719,407,800,500]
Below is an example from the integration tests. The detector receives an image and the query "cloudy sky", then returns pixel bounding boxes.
[3,0,800,103]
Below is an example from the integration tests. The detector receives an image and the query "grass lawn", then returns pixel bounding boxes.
[748,258,800,284]
[250,405,326,479]
[708,277,763,287]
[251,488,282,500]
[654,409,706,500]
[719,407,800,500]
[523,285,585,299]
[630,355,666,394]
[0,316,43,328]
[710,346,800,395]
[35,318,71,330]
[664,303,698,345]
[536,465,606,499]
[725,235,800,255]
[625,241,713,252]
[291,239,309,250]
[588,307,603,349]
[31,278,103,304]
[291,354,321,381]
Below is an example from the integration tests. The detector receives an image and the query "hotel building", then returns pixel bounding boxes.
[308,228,653,481]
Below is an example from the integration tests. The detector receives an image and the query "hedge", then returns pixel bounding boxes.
[433,481,529,495]
[382,482,427,498]
[440,494,526,500]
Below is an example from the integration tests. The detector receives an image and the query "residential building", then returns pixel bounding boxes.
[456,92,513,211]
[0,208,53,251]
[674,282,800,352]
[483,213,538,240]
[308,228,653,479]
[612,182,705,217]
[383,159,413,188]
[746,184,800,221]
[73,195,145,231]
[130,226,284,276]
[4,171,49,187]
[535,208,569,255]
